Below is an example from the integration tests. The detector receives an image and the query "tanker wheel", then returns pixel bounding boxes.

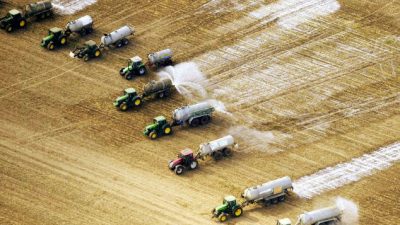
[163,126,171,135]
[174,165,184,175]
[212,151,223,161]
[158,92,165,98]
[46,11,51,17]
[233,207,243,217]
[134,98,142,107]
[200,116,210,125]
[47,42,55,50]
[116,42,123,48]
[272,198,278,204]
[139,67,146,75]
[60,37,67,45]
[149,131,158,140]
[19,19,26,28]
[218,213,228,222]
[189,118,200,127]
[125,73,133,80]
[119,102,128,111]
[278,196,285,202]
[222,148,232,157]
[40,13,46,20]
[80,28,87,36]
[94,50,101,57]
[123,39,129,45]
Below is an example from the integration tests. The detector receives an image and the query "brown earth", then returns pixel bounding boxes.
[0,0,399,224]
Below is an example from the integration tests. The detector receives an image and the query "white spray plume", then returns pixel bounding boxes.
[157,62,208,99]
[52,0,97,15]
[336,197,359,225]
[206,99,232,116]
[229,126,289,154]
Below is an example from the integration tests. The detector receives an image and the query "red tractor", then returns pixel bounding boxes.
[168,148,199,175]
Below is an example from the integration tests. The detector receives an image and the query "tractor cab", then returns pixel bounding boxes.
[223,195,237,208]
[277,218,292,225]
[178,148,195,163]
[7,9,22,19]
[48,27,63,37]
[123,88,138,99]
[153,116,168,126]
[85,40,97,49]
[129,56,143,67]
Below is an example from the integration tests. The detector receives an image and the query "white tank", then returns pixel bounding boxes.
[242,176,293,202]
[199,135,235,156]
[173,101,214,123]
[296,207,342,225]
[66,15,93,32]
[101,25,134,46]
[148,49,173,65]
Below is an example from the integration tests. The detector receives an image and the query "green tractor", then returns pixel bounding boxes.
[119,56,147,80]
[40,27,68,50]
[143,116,172,139]
[113,88,143,111]
[70,40,102,61]
[0,9,27,32]
[212,195,243,222]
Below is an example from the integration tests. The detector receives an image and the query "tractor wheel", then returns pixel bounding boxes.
[174,165,184,175]
[94,50,101,57]
[83,54,90,62]
[133,98,142,107]
[189,160,198,170]
[119,68,125,76]
[149,131,158,140]
[212,151,223,161]
[200,116,211,125]
[47,42,55,50]
[233,207,243,217]
[218,213,228,222]
[60,36,67,45]
[19,19,26,28]
[139,67,146,75]
[163,125,172,135]
[189,118,200,127]
[125,73,133,80]
[222,148,232,157]
[5,24,13,33]
[119,102,128,111]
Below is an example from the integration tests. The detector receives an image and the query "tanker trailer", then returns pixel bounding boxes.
[24,1,52,20]
[100,25,134,48]
[147,49,173,69]
[277,206,342,225]
[241,176,293,206]
[142,78,173,99]
[196,135,238,160]
[65,15,93,36]
[171,101,215,127]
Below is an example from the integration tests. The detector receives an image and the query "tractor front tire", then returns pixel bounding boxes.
[47,42,55,50]
[125,73,133,80]
[174,165,184,175]
[149,131,158,140]
[218,213,228,222]
[83,54,90,62]
[233,207,243,217]
[119,102,128,111]
[6,24,13,33]
[119,68,125,76]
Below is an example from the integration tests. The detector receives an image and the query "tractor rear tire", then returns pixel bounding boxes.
[149,131,158,140]
[218,213,228,222]
[139,67,146,75]
[212,151,223,161]
[83,54,90,62]
[222,148,232,157]
[47,42,55,50]
[174,165,184,175]
[200,116,211,125]
[125,73,133,80]
[6,24,13,33]
[19,19,27,28]
[233,207,243,217]
[133,98,142,107]
[95,50,101,57]
[60,36,67,45]
[162,125,172,135]
[119,102,128,111]
[189,160,198,170]
[189,118,200,127]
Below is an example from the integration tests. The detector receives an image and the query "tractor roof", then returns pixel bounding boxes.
[130,56,142,63]
[124,88,136,94]
[9,9,21,15]
[85,40,97,47]
[278,218,291,225]
[50,27,63,33]
[224,195,236,202]
[180,148,194,156]
[154,116,166,122]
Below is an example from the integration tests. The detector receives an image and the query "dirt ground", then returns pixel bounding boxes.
[0,0,399,224]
